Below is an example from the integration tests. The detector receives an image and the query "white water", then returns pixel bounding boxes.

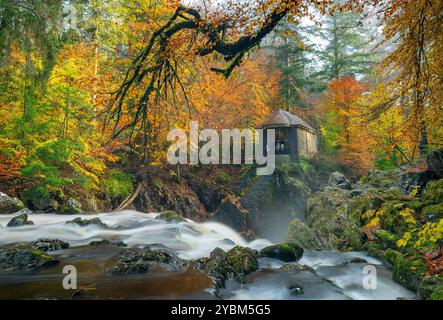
[0,210,416,300]
[0,210,272,259]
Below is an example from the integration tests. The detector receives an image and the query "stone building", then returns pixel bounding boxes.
[259,109,318,161]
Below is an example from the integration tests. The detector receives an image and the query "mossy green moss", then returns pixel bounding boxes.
[156,210,185,222]
[373,229,397,249]
[225,246,258,283]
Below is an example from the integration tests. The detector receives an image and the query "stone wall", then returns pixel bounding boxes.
[297,128,317,158]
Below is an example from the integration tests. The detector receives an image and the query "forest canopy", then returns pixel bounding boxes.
[0,0,442,199]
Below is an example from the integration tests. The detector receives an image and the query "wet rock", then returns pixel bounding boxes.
[32,238,70,252]
[260,243,303,262]
[61,198,83,214]
[107,248,186,275]
[88,239,127,247]
[66,217,108,228]
[212,194,249,232]
[155,210,186,222]
[0,248,59,271]
[289,284,304,295]
[0,192,25,214]
[328,171,352,190]
[280,263,315,274]
[190,246,259,291]
[225,246,259,282]
[189,247,231,291]
[7,214,34,227]
[426,149,443,178]
[341,257,368,265]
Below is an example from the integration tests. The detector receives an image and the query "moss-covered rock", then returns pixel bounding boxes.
[6,213,34,227]
[386,250,427,292]
[0,192,25,214]
[32,238,70,252]
[0,248,59,271]
[260,243,303,262]
[107,248,186,275]
[225,246,259,282]
[156,210,186,222]
[418,275,443,300]
[66,217,109,228]
[60,198,83,214]
[189,246,259,291]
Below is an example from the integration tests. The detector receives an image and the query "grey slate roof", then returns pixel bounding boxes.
[260,109,316,132]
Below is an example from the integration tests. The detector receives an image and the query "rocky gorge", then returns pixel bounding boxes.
[0,151,442,300]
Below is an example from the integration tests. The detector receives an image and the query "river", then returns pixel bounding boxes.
[0,210,415,300]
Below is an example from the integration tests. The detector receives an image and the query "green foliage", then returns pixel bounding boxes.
[103,169,134,199]
[214,171,231,185]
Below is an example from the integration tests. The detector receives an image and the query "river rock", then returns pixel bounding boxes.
[155,210,185,222]
[61,198,83,214]
[212,194,249,232]
[189,246,259,291]
[107,248,186,275]
[88,239,127,247]
[328,171,352,190]
[32,238,70,252]
[66,217,108,228]
[260,243,304,262]
[6,213,34,227]
[225,246,259,282]
[30,196,59,212]
[0,248,59,271]
[0,192,25,214]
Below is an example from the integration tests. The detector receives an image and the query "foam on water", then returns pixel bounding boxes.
[0,210,272,259]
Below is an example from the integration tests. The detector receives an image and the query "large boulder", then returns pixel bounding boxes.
[212,195,249,232]
[189,246,259,291]
[6,213,34,227]
[260,243,303,262]
[107,248,186,275]
[32,238,70,252]
[0,249,59,271]
[0,192,25,214]
[328,171,352,190]
[427,149,443,178]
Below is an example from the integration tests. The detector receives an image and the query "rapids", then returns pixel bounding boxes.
[0,210,416,300]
